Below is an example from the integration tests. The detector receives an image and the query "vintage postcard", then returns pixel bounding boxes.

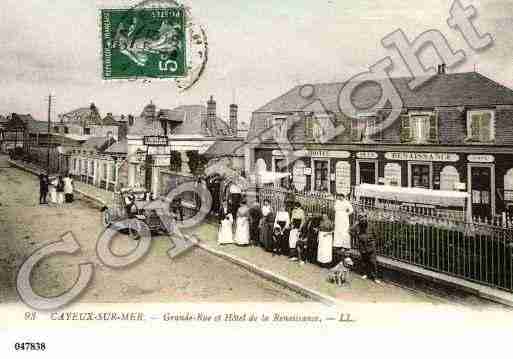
[1,0,513,357]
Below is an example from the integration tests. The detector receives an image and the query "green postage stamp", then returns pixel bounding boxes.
[101,7,187,79]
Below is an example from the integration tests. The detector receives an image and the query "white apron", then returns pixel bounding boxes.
[63,178,73,194]
[234,217,250,245]
[218,214,234,245]
[334,200,353,248]
[289,228,299,249]
[317,231,333,264]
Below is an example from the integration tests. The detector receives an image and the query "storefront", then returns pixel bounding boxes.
[255,148,512,220]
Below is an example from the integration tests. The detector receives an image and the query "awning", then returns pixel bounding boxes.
[354,184,470,208]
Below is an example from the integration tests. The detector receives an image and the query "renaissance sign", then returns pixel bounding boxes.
[385,152,459,162]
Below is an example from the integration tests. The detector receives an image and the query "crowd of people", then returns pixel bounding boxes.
[216,193,380,284]
[38,173,74,206]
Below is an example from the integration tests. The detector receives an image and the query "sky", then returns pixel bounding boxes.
[0,0,512,124]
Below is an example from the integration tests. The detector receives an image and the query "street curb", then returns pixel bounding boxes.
[8,160,106,209]
[186,234,338,306]
[9,159,513,307]
[8,159,337,305]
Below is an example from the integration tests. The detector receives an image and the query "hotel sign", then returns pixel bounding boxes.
[385,152,459,162]
[272,149,350,158]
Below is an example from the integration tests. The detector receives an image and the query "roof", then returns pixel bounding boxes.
[25,119,49,133]
[81,137,116,152]
[128,104,231,137]
[202,138,246,158]
[104,139,128,154]
[255,72,513,113]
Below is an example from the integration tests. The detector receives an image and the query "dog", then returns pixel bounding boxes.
[327,257,354,286]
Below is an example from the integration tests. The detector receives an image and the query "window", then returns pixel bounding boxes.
[84,160,88,175]
[314,160,329,192]
[90,160,95,176]
[410,163,431,189]
[272,117,287,141]
[78,159,82,174]
[73,159,77,173]
[64,127,69,134]
[358,161,377,184]
[306,114,333,142]
[110,163,117,182]
[103,163,108,180]
[401,112,438,143]
[274,159,288,188]
[351,114,377,142]
[84,128,91,135]
[467,110,494,142]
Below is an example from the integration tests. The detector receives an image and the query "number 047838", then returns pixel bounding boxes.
[14,342,46,351]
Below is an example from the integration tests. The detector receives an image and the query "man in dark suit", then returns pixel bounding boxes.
[39,173,49,205]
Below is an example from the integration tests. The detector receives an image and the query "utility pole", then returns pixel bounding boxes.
[46,95,52,175]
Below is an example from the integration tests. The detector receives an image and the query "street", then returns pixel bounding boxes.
[0,155,306,303]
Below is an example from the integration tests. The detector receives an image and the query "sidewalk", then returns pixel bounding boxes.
[10,159,513,306]
[8,159,115,207]
[182,223,441,305]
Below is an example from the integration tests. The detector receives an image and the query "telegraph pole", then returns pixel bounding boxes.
[46,95,52,175]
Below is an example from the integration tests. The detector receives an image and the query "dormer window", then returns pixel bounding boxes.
[352,113,377,142]
[272,117,288,141]
[400,112,438,144]
[467,110,494,143]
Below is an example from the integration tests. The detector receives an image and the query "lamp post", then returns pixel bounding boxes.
[46,95,52,175]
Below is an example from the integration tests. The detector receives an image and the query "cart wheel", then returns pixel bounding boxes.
[102,209,112,228]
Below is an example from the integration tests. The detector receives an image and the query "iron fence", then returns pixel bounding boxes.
[256,186,513,293]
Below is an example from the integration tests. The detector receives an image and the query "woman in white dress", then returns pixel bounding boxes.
[63,174,74,203]
[48,176,58,204]
[217,202,234,245]
[317,214,334,267]
[234,200,250,246]
[333,194,354,250]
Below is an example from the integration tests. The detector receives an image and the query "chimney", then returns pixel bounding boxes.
[207,95,217,136]
[229,104,238,137]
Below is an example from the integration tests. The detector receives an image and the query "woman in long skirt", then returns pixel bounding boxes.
[274,204,290,255]
[234,201,250,246]
[260,201,275,252]
[63,174,74,203]
[56,175,65,205]
[333,194,353,250]
[218,202,234,245]
[317,214,335,268]
[48,176,58,204]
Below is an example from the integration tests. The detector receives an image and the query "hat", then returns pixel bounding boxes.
[357,213,367,221]
[344,257,354,267]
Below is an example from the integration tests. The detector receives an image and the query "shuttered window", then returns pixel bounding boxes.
[468,110,494,142]
[400,112,438,143]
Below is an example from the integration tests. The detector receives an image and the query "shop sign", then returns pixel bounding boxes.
[385,152,459,162]
[357,152,378,159]
[467,155,494,163]
[143,135,169,147]
[153,156,171,167]
[272,149,350,158]
[335,161,351,195]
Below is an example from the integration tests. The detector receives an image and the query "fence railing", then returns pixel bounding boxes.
[256,186,513,293]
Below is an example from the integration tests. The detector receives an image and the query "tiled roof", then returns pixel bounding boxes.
[128,104,230,137]
[104,139,128,154]
[81,137,115,152]
[202,138,246,158]
[255,72,513,113]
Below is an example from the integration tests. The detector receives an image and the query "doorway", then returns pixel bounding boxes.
[469,164,494,220]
